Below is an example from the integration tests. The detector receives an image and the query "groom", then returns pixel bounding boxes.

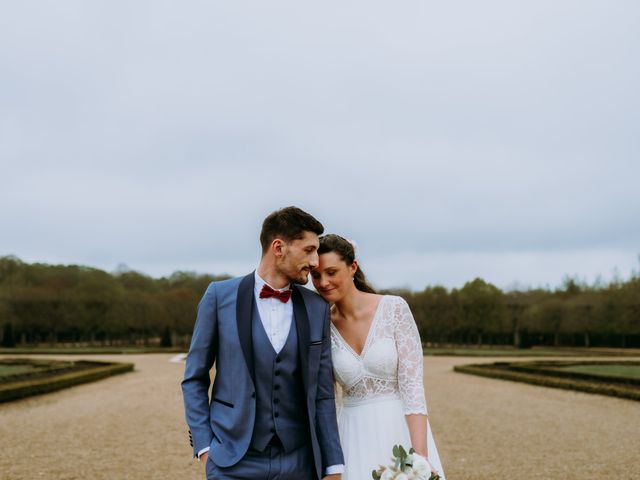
[182,206,344,479]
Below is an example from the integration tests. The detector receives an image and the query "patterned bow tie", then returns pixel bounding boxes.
[259,284,292,303]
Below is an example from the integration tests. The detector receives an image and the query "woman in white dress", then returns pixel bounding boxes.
[310,235,445,480]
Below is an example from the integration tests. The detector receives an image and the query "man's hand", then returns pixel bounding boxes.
[200,452,208,464]
[322,475,341,480]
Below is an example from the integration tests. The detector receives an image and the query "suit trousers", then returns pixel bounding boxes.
[206,443,316,480]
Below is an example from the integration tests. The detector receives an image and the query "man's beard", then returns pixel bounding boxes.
[290,269,310,285]
[283,266,310,285]
[279,256,310,285]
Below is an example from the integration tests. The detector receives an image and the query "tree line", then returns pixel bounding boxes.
[0,256,229,348]
[397,275,640,348]
[1,255,639,348]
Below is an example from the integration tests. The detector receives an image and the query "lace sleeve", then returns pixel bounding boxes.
[394,297,428,415]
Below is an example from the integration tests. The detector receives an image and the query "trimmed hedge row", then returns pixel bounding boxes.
[454,361,640,402]
[0,360,134,403]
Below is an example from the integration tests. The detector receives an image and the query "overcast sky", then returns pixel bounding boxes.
[1,1,639,291]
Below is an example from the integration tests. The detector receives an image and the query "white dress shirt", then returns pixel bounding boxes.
[253,271,294,353]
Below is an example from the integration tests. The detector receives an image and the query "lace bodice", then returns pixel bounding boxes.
[330,295,428,415]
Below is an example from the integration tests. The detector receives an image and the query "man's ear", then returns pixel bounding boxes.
[271,239,285,258]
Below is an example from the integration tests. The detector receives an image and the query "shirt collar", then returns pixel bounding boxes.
[254,271,291,295]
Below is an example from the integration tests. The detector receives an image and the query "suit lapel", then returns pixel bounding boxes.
[236,272,255,385]
[292,285,310,394]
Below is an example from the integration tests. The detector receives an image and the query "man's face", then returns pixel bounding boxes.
[277,230,320,285]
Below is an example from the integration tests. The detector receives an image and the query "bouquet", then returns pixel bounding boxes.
[372,445,441,480]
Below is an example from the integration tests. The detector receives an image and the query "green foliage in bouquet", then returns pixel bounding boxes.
[371,444,441,480]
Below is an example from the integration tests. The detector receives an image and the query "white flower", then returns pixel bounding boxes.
[380,470,395,480]
[395,474,409,480]
[411,455,430,477]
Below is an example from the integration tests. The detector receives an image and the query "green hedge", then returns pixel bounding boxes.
[0,360,134,403]
[454,360,640,402]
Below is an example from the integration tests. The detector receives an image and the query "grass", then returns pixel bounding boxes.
[0,364,42,377]
[0,358,134,403]
[454,360,640,401]
[556,364,640,379]
[0,346,185,355]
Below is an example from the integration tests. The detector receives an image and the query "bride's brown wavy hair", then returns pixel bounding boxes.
[317,234,376,294]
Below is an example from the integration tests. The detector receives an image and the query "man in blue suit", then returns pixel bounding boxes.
[182,207,344,479]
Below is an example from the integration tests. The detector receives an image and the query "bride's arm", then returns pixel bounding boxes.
[334,381,343,415]
[406,414,428,456]
[394,297,429,456]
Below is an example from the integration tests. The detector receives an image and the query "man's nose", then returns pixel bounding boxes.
[309,252,319,269]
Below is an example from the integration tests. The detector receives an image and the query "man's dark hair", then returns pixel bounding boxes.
[260,206,324,254]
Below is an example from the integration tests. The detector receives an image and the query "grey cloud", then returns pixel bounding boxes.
[1,1,639,289]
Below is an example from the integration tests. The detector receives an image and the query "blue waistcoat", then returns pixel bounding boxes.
[250,300,310,453]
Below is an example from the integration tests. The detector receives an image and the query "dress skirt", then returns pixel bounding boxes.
[338,394,445,480]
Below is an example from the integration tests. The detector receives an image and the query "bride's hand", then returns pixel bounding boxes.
[412,452,439,476]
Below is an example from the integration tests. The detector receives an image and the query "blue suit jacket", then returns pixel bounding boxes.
[181,272,344,478]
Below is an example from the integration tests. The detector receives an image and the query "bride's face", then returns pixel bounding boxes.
[311,251,356,302]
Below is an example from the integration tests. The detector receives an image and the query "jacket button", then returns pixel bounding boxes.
[274,412,279,418]
[275,356,281,363]
[270,428,276,434]
[274,384,280,390]
[274,398,280,404]
[251,392,256,398]
[274,370,280,376]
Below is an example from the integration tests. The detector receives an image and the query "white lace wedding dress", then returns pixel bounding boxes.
[331,295,445,479]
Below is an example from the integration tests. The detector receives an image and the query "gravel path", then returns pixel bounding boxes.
[1,354,638,480]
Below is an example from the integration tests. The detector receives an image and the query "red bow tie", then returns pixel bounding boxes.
[259,284,292,303]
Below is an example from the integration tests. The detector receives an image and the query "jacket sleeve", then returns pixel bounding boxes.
[315,302,345,469]
[181,282,218,457]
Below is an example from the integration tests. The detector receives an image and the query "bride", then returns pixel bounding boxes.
[310,235,445,479]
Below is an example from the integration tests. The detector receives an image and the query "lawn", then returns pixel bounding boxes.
[0,358,134,403]
[556,363,640,380]
[0,364,42,377]
[0,346,184,355]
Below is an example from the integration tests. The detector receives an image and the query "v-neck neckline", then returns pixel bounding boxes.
[331,295,386,358]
